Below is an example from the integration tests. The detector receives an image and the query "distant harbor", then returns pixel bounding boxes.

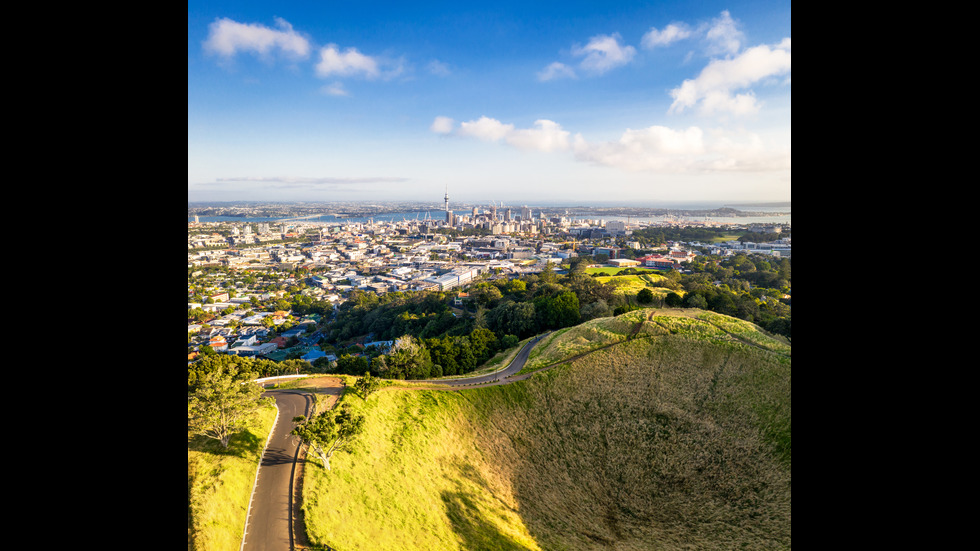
[188,202,790,226]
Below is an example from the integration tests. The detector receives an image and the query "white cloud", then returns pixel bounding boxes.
[450,117,572,152]
[573,126,706,171]
[457,116,515,142]
[668,40,791,116]
[537,62,576,81]
[315,44,380,78]
[572,124,790,173]
[505,120,571,152]
[703,10,745,56]
[203,17,311,59]
[641,23,693,49]
[571,33,636,74]
[430,116,455,134]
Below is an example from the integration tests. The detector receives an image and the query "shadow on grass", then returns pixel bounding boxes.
[187,428,262,458]
[441,463,535,551]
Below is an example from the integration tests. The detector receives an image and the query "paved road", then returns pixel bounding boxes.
[419,332,549,387]
[242,389,313,551]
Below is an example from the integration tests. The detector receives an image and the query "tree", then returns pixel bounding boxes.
[291,403,365,470]
[385,335,433,379]
[539,261,557,284]
[188,363,264,449]
[487,300,538,339]
[353,371,381,399]
[336,354,369,375]
[636,288,654,304]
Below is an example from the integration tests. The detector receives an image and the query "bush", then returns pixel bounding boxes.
[637,288,654,304]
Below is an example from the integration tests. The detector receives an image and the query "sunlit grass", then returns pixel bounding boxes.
[188,402,278,551]
[300,388,542,550]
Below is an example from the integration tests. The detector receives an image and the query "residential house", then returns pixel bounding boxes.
[231,334,257,348]
[229,342,278,357]
[301,349,327,362]
[209,335,228,352]
[281,328,306,339]
[269,336,288,349]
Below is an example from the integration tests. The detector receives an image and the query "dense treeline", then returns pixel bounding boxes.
[681,253,791,338]
[187,352,310,393]
[324,264,599,379]
[319,252,790,379]
[629,226,790,247]
[630,226,727,246]
[737,231,791,243]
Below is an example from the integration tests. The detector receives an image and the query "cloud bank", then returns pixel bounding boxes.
[432,116,789,174]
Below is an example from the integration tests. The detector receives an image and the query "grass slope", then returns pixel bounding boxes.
[188,402,278,551]
[302,308,791,550]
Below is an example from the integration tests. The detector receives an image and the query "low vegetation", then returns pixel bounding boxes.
[300,309,791,550]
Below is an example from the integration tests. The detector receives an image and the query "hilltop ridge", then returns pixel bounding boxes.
[300,308,791,550]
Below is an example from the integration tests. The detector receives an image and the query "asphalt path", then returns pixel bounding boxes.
[242,389,313,551]
[418,332,549,387]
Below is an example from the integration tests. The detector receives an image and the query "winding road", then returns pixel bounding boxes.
[419,332,549,387]
[240,333,547,550]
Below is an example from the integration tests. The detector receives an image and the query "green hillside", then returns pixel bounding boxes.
[300,308,791,550]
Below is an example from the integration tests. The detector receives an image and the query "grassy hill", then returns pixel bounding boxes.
[188,402,278,551]
[300,308,791,550]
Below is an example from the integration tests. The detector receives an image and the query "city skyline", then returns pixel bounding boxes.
[188,1,791,205]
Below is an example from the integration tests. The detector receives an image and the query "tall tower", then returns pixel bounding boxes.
[444,185,453,225]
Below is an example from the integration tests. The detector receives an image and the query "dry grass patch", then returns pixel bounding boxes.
[473,334,791,549]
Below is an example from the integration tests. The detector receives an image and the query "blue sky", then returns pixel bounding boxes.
[188,1,790,206]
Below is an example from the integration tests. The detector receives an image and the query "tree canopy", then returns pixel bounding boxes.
[291,403,365,470]
[188,362,266,449]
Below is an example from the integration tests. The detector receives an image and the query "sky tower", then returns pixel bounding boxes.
[444,185,453,225]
